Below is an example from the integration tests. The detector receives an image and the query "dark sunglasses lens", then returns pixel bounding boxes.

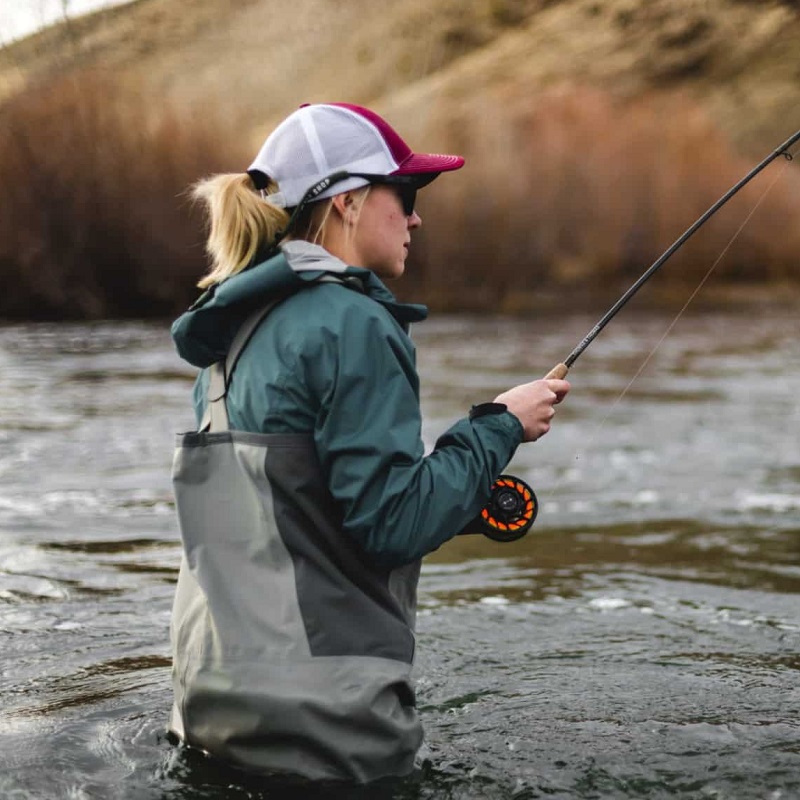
[399,185,416,216]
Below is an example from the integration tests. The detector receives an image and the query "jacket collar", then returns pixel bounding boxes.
[172,243,428,368]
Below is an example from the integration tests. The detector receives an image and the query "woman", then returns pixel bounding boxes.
[169,102,570,784]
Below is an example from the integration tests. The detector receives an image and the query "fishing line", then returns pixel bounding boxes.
[588,149,795,436]
[549,145,799,519]
[463,128,800,540]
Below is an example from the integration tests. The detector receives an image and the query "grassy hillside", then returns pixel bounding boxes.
[4,0,800,151]
[1,0,800,318]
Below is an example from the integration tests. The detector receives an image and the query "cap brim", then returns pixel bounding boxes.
[393,152,465,177]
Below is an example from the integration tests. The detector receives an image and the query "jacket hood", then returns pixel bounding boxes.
[172,241,428,368]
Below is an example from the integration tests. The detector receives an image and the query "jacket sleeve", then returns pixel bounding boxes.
[308,301,524,567]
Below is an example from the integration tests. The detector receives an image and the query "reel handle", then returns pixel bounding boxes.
[461,474,539,542]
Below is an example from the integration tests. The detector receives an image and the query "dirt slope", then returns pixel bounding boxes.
[2,0,799,156]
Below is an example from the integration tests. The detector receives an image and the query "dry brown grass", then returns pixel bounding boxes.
[404,85,800,312]
[0,69,248,319]
[0,74,798,319]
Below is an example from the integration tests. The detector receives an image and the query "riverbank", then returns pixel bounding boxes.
[1,0,799,319]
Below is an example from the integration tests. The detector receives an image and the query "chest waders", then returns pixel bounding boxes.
[169,281,423,783]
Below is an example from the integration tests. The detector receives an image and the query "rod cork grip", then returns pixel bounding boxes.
[545,363,569,379]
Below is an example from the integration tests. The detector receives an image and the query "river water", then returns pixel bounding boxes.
[0,310,798,799]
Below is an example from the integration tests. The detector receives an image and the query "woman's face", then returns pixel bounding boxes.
[348,185,422,280]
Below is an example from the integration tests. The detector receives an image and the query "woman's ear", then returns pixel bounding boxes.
[331,192,363,226]
[330,192,352,222]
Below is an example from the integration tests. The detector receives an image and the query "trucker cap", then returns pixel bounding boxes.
[247,103,465,208]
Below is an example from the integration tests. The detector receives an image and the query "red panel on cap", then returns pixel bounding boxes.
[329,102,464,175]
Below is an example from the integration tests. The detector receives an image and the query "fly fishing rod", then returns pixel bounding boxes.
[468,125,800,542]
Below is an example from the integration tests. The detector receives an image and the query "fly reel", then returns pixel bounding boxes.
[463,474,538,542]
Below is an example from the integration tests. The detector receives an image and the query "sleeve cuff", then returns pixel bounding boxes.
[469,402,508,420]
[469,403,524,445]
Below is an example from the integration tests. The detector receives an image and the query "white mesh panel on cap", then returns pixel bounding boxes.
[298,111,330,174]
[248,105,401,207]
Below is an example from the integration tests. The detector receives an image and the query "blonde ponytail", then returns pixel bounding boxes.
[192,173,289,289]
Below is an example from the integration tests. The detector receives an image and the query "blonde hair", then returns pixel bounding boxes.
[191,173,371,288]
[192,173,289,289]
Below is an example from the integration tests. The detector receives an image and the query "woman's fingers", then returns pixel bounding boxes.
[493,378,571,442]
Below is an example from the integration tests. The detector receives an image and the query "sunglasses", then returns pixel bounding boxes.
[275,170,432,246]
[358,176,418,216]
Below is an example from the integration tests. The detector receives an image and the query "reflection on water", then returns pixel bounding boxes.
[0,312,798,798]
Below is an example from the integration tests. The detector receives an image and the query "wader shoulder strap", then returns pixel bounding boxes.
[201,297,284,432]
[200,274,364,432]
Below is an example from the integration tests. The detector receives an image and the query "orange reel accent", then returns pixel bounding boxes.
[478,474,538,542]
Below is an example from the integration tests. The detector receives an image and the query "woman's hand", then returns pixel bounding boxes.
[494,378,570,443]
